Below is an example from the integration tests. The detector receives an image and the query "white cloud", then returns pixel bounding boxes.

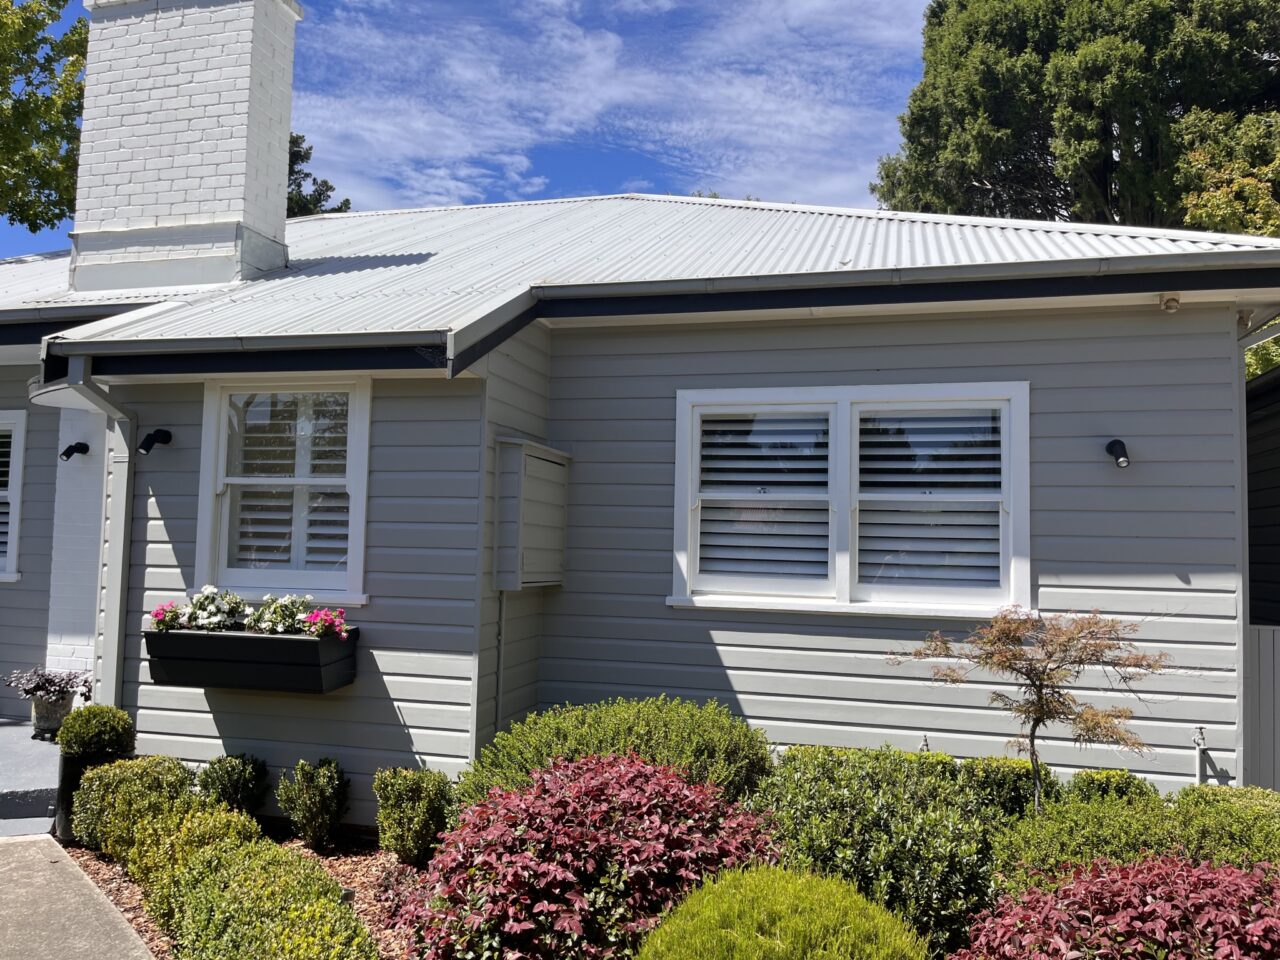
[291,0,927,211]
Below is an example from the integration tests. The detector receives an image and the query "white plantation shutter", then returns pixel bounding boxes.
[694,412,831,591]
[223,392,351,574]
[0,427,12,568]
[856,409,1004,591]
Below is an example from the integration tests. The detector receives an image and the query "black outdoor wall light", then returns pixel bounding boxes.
[137,429,173,456]
[1105,439,1130,468]
[59,442,90,461]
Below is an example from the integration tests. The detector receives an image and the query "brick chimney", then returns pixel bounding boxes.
[70,0,302,291]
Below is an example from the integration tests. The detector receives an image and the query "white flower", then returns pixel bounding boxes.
[200,584,218,596]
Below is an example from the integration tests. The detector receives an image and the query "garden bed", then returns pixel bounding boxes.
[68,836,411,960]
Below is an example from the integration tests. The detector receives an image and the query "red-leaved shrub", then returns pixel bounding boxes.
[393,754,775,960]
[953,855,1280,960]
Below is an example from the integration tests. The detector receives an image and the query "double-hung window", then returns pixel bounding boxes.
[0,411,26,581]
[672,383,1029,616]
[197,382,370,602]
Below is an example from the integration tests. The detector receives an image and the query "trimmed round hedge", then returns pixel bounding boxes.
[72,755,194,860]
[56,704,135,759]
[637,867,928,960]
[175,838,376,960]
[753,746,993,952]
[455,696,771,806]
[373,766,454,867]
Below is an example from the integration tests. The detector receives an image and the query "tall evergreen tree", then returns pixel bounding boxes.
[287,133,351,218]
[873,0,1280,228]
[0,0,86,232]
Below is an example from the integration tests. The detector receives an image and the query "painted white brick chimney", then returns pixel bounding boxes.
[70,0,302,291]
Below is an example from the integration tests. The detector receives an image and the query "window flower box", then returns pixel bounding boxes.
[143,627,358,694]
[144,589,358,694]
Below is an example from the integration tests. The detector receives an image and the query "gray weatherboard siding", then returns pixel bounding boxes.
[117,378,483,824]
[539,305,1246,792]
[101,300,1252,816]
[0,365,58,719]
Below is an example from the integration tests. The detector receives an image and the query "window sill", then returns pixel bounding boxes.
[0,572,20,584]
[666,594,1007,620]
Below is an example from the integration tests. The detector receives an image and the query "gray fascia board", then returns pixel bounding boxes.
[530,249,1280,301]
[46,327,450,356]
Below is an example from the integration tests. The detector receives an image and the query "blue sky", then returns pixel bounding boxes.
[0,0,930,259]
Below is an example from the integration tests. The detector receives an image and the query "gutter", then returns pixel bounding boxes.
[35,247,1280,377]
[30,356,135,708]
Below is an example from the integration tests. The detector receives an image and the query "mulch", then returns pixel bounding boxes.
[66,836,419,960]
[64,845,175,960]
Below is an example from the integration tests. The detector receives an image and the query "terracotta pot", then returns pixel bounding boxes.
[31,693,74,740]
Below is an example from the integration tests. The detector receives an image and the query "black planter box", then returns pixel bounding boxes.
[143,627,358,694]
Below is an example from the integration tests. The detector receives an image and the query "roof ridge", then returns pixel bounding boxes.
[288,191,1280,250]
[615,193,1280,248]
[291,194,617,223]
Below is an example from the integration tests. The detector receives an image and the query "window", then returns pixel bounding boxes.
[197,383,369,601]
[0,411,26,581]
[672,384,1029,616]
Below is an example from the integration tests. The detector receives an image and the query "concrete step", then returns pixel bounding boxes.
[0,721,60,821]
[0,817,53,838]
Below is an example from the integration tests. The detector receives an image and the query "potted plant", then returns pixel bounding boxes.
[5,666,92,740]
[143,587,359,694]
[53,704,135,840]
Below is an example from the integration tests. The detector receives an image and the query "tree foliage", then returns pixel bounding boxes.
[0,0,86,232]
[904,607,1168,812]
[288,133,350,218]
[873,0,1280,228]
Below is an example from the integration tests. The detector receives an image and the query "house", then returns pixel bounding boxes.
[2,0,1280,820]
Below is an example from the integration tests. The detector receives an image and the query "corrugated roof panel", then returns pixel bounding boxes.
[4,193,1280,345]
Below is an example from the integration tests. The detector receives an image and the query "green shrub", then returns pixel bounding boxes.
[993,795,1174,892]
[56,705,135,759]
[276,758,349,850]
[1170,785,1280,866]
[637,866,928,960]
[71,755,194,859]
[994,785,1280,893]
[957,756,1060,819]
[174,838,376,959]
[754,745,992,952]
[197,753,270,814]
[1065,769,1158,803]
[456,696,771,806]
[373,766,453,867]
[128,802,261,931]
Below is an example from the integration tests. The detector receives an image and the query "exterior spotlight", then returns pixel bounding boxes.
[59,442,90,461]
[137,429,173,455]
[1105,439,1130,468]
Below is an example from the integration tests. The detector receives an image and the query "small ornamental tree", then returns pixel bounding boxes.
[394,754,775,960]
[901,608,1167,812]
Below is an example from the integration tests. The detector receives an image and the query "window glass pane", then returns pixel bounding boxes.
[699,500,829,579]
[700,413,829,495]
[859,410,1001,494]
[858,499,1001,588]
[227,485,349,571]
[226,392,349,478]
[309,394,350,477]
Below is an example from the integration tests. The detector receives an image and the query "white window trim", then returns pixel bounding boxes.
[670,382,1031,618]
[0,410,27,582]
[195,380,371,606]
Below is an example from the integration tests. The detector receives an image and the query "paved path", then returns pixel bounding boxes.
[0,835,153,960]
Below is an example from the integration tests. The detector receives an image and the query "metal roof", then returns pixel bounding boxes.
[8,193,1280,353]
